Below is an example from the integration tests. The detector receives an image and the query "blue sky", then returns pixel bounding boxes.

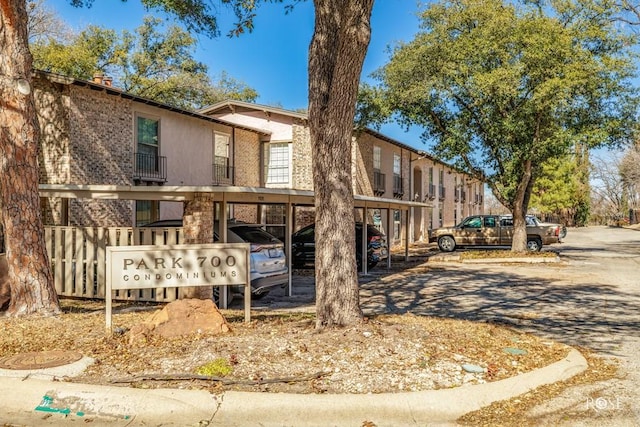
[47,0,427,148]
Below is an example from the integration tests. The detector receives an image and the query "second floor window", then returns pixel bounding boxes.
[214,132,232,183]
[136,116,159,163]
[264,142,290,185]
[393,154,401,175]
[373,146,381,170]
[214,133,230,166]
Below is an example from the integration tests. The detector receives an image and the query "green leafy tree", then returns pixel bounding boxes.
[31,17,257,110]
[31,25,122,79]
[2,0,373,326]
[361,0,637,251]
[530,157,578,215]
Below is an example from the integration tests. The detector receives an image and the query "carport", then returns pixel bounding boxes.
[39,184,427,307]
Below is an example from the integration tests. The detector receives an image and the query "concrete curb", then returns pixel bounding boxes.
[0,348,587,426]
[461,256,561,264]
[428,254,561,264]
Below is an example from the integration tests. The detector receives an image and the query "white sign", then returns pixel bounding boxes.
[105,244,251,331]
[107,244,249,289]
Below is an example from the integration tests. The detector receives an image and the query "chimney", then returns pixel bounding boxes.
[92,72,104,85]
[103,77,113,87]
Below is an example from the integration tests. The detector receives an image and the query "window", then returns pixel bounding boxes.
[393,154,401,175]
[214,132,232,183]
[463,216,482,228]
[264,142,290,185]
[214,132,230,169]
[373,146,381,170]
[484,216,496,227]
[264,205,286,241]
[135,200,159,226]
[136,116,159,169]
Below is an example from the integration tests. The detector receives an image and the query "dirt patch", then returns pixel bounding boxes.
[0,299,571,395]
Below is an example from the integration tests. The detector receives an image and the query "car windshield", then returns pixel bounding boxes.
[231,226,281,244]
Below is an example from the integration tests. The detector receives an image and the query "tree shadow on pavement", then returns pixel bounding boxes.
[358,264,640,356]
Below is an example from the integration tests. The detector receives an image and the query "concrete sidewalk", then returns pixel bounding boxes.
[0,349,586,426]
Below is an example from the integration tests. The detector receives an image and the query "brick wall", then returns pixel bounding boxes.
[34,76,134,227]
[233,128,261,187]
[292,120,313,190]
[354,132,374,196]
[68,85,133,226]
[34,75,71,226]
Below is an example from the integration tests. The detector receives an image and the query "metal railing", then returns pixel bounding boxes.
[373,171,386,195]
[427,184,436,200]
[393,175,404,197]
[212,162,235,185]
[133,152,167,182]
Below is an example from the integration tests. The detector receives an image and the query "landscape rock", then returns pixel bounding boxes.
[128,299,231,344]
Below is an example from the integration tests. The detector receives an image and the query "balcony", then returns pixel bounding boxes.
[133,152,167,182]
[373,170,386,196]
[212,162,235,185]
[393,175,404,198]
[439,186,446,200]
[427,184,436,200]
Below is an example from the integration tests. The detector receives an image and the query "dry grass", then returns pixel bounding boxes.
[0,298,575,395]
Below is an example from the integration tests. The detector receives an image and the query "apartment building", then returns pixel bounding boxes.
[200,101,484,243]
[18,72,483,246]
[33,71,269,228]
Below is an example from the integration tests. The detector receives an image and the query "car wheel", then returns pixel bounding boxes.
[527,238,542,252]
[438,236,456,252]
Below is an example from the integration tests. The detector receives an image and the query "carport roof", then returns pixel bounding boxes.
[39,184,429,210]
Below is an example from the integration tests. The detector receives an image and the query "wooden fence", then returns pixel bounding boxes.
[44,226,184,302]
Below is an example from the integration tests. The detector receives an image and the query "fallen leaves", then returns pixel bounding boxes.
[0,301,571,395]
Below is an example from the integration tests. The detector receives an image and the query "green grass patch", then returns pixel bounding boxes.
[195,358,233,377]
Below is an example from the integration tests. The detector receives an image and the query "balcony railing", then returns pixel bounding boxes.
[373,171,386,195]
[427,184,436,200]
[393,175,404,197]
[134,152,167,182]
[212,162,235,185]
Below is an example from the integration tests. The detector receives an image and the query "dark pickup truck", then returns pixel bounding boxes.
[429,214,562,252]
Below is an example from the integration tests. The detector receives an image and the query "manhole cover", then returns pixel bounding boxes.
[0,350,83,370]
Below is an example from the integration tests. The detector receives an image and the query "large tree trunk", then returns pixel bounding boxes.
[511,159,534,252]
[0,1,60,316]
[309,0,374,328]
